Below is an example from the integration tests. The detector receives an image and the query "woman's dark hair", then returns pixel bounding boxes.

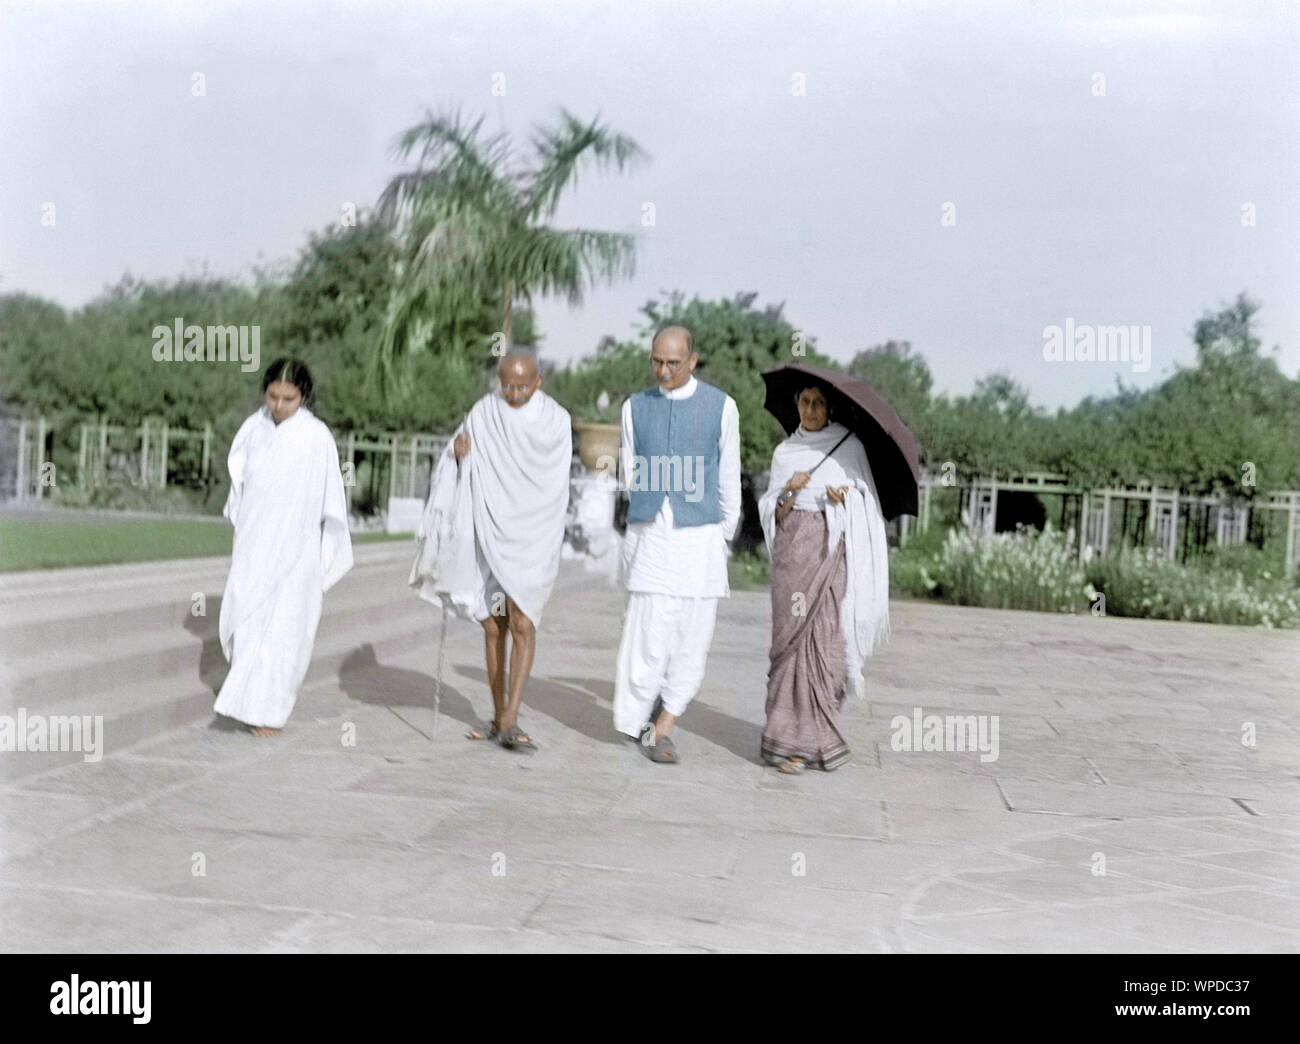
[262,357,314,405]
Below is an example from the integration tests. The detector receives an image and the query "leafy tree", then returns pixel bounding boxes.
[1122,295,1300,493]
[920,372,1047,480]
[848,340,932,433]
[374,108,645,393]
[548,291,840,472]
[543,339,650,425]
[269,217,557,432]
[1193,292,1263,360]
[0,294,72,415]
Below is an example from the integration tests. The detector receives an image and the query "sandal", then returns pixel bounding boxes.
[498,724,536,753]
[466,722,500,741]
[640,727,678,764]
[777,756,806,775]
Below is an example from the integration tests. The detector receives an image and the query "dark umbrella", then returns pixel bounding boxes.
[761,362,921,521]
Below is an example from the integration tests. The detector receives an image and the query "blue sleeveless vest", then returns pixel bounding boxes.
[626,381,725,527]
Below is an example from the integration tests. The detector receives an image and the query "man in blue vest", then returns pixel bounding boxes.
[613,325,742,762]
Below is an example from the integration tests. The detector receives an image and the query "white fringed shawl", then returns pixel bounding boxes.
[219,405,353,660]
[410,389,571,625]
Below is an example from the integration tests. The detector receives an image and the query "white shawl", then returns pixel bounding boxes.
[410,388,572,625]
[757,421,891,698]
[219,405,353,658]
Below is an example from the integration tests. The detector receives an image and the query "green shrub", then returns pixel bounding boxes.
[728,549,771,591]
[49,481,218,516]
[892,523,1300,627]
[1087,548,1300,628]
[1189,540,1289,586]
[890,523,947,598]
[928,522,1090,613]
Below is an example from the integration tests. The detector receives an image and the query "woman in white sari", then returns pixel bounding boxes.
[757,385,890,772]
[214,359,353,736]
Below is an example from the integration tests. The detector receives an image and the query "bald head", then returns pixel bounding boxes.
[652,325,694,355]
[650,325,698,391]
[498,350,543,408]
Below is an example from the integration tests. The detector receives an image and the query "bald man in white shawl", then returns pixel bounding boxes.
[410,351,571,751]
[757,385,890,772]
[215,363,353,736]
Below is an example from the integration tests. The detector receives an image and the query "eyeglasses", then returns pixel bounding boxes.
[652,358,688,373]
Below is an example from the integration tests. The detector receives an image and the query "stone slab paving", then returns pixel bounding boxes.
[1,557,1297,952]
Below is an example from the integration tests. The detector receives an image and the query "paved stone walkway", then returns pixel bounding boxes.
[1,556,1297,952]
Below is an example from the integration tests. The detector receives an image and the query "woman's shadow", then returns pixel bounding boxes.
[182,595,227,694]
[182,596,248,732]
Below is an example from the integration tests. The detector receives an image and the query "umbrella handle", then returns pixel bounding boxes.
[806,431,852,478]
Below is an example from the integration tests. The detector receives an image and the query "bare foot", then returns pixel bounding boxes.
[777,756,805,774]
[249,726,282,738]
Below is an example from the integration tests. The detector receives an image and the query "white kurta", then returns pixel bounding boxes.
[757,422,891,698]
[410,388,571,626]
[613,377,741,736]
[619,377,741,596]
[215,406,353,728]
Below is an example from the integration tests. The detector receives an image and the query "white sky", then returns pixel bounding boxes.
[2,0,1297,410]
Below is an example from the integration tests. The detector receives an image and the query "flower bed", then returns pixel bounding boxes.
[890,524,1299,627]
[1086,548,1300,628]
[891,522,1088,613]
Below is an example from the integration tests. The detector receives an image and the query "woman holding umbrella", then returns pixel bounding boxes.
[757,379,893,773]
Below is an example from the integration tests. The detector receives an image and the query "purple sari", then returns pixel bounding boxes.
[762,508,851,770]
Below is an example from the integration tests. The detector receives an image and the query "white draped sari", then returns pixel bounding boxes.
[758,422,891,698]
[410,389,571,626]
[215,406,353,728]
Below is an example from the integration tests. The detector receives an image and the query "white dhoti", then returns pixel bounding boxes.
[613,593,718,736]
[611,376,742,738]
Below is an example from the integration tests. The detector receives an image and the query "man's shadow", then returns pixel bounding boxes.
[457,667,623,745]
[338,644,480,732]
[490,671,763,764]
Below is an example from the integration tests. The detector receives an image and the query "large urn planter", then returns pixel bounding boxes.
[572,422,621,472]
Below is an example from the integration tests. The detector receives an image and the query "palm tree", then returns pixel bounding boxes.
[374,108,646,391]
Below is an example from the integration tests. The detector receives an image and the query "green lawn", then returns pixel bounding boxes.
[0,517,408,572]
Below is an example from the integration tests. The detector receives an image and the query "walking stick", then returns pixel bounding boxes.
[431,601,448,738]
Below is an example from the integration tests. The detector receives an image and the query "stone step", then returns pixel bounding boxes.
[3,578,442,707]
[0,609,445,782]
[0,539,409,598]
[0,553,602,781]
[0,547,417,660]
